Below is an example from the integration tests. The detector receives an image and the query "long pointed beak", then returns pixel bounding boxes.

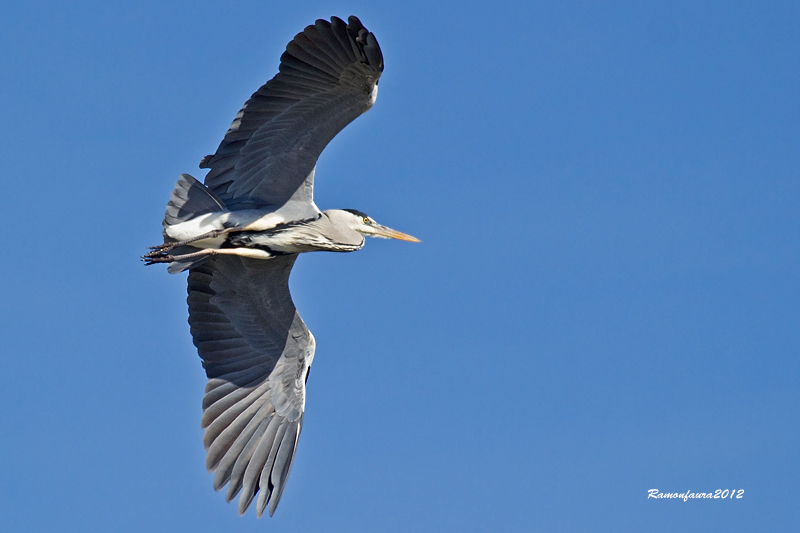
[373,224,421,242]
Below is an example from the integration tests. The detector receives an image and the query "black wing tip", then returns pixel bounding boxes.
[308,15,383,74]
[346,15,365,31]
[347,15,384,73]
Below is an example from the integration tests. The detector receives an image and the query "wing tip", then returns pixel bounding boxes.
[317,15,383,73]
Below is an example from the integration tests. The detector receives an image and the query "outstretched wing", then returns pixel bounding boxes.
[200,16,384,210]
[187,255,315,517]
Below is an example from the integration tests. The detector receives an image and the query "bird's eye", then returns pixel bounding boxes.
[363,217,370,224]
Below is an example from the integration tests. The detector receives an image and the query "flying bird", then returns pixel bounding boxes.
[144,16,418,518]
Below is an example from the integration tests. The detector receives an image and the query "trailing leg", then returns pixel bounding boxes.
[144,228,232,258]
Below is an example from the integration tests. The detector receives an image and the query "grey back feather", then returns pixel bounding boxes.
[187,255,313,516]
[199,16,384,210]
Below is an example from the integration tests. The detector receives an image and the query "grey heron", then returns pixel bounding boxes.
[144,16,418,518]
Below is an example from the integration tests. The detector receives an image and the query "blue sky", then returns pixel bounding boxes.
[2,1,798,531]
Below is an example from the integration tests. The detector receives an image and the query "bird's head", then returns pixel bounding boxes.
[326,209,420,242]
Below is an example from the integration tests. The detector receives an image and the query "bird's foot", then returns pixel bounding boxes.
[143,240,184,263]
[142,252,175,265]
[146,242,179,254]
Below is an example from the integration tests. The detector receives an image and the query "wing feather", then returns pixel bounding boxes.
[187,255,314,516]
[205,388,271,469]
[240,418,287,514]
[261,419,301,517]
[213,403,276,491]
[309,21,353,66]
[226,416,272,501]
[285,40,342,79]
[200,16,384,210]
[201,376,268,430]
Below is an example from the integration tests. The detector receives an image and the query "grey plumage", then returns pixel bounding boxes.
[188,256,312,516]
[200,16,383,212]
[147,15,417,518]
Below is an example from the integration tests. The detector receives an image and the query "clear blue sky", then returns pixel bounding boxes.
[2,1,798,531]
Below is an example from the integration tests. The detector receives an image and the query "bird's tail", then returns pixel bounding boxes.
[163,173,226,230]
[145,174,227,274]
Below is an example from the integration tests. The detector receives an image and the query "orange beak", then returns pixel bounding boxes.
[373,224,421,242]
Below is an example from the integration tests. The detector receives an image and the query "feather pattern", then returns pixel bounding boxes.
[187,255,314,515]
[200,16,384,210]
[163,15,386,519]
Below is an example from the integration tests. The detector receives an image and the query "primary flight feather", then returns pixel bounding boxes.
[145,16,418,518]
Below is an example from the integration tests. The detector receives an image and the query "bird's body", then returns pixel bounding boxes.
[145,16,417,518]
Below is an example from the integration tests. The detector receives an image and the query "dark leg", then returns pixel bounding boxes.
[143,247,260,266]
[144,229,232,258]
[143,247,218,266]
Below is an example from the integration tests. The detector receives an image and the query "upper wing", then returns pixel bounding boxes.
[200,16,384,210]
[187,255,315,517]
